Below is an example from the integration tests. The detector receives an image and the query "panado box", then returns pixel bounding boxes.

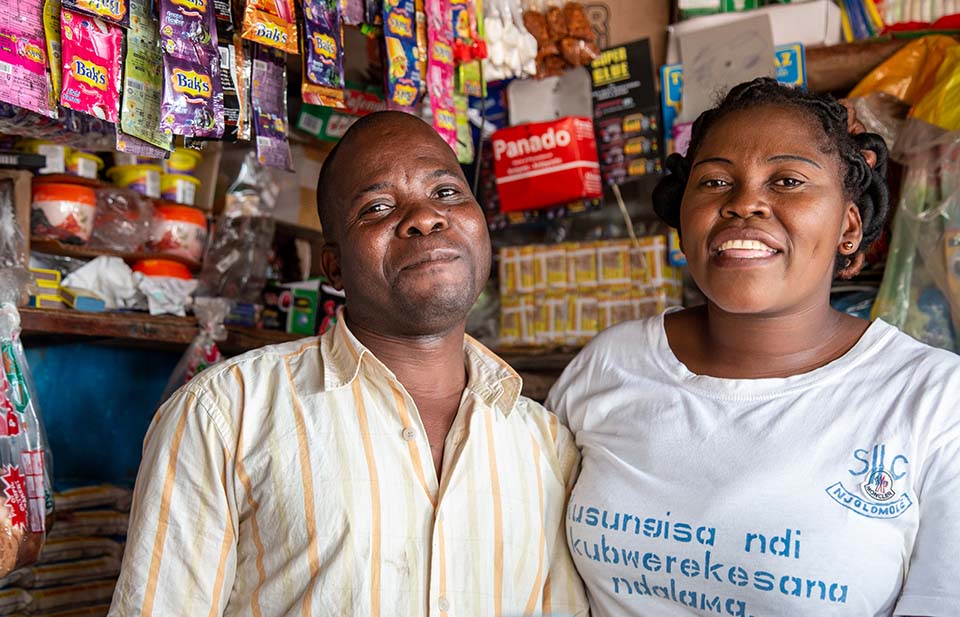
[492,117,602,212]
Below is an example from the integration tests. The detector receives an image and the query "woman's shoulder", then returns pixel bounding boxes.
[870,319,960,383]
[577,315,666,367]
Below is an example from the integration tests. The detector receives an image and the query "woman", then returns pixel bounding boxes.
[546,78,959,616]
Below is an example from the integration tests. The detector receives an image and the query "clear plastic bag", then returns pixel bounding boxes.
[0,300,54,577]
[87,188,154,253]
[161,297,229,401]
[196,152,278,302]
[873,127,960,352]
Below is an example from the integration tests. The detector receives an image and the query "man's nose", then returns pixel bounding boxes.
[398,203,450,237]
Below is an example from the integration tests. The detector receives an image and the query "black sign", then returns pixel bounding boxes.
[590,39,663,186]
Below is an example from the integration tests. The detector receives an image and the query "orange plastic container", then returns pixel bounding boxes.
[132,259,193,280]
[31,183,98,244]
[146,204,208,265]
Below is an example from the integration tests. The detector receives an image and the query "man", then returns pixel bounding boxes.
[109,112,588,616]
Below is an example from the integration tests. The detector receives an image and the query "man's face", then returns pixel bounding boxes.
[322,116,491,337]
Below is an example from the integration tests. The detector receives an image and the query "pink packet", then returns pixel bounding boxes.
[0,0,56,118]
[59,8,123,123]
[427,0,456,151]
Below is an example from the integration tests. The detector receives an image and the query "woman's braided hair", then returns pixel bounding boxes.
[651,78,890,263]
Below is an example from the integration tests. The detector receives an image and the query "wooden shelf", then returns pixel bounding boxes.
[31,238,201,272]
[18,308,302,355]
[807,38,911,94]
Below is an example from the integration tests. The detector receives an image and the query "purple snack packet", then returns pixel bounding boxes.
[252,44,292,171]
[303,0,343,91]
[342,0,364,26]
[160,54,224,138]
[159,0,216,64]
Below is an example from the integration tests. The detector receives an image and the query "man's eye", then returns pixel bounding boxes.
[361,203,392,216]
[435,187,460,199]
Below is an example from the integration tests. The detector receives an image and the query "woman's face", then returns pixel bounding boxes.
[679,104,863,316]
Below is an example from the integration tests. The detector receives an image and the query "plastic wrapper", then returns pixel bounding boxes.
[0,555,120,589]
[38,536,123,565]
[161,297,228,401]
[241,0,298,54]
[53,486,131,514]
[484,0,537,80]
[197,152,278,302]
[0,0,57,119]
[87,189,153,253]
[383,0,422,112]
[849,35,956,107]
[60,8,123,122]
[302,0,345,108]
[159,0,225,139]
[0,301,54,578]
[427,0,457,149]
[24,579,116,613]
[559,36,597,66]
[63,0,128,27]
[873,129,960,352]
[0,182,26,276]
[522,0,596,77]
[61,256,140,310]
[562,1,590,39]
[119,0,173,152]
[252,44,293,171]
[44,0,64,109]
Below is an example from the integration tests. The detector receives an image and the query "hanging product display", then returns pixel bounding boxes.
[63,0,129,27]
[0,1,57,119]
[252,44,294,170]
[383,0,423,112]
[242,0,299,54]
[427,0,457,150]
[119,0,173,153]
[159,0,225,138]
[301,0,346,108]
[60,8,123,122]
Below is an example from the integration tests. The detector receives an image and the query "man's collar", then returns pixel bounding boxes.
[322,308,522,417]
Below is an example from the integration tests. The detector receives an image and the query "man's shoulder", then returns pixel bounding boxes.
[188,335,325,392]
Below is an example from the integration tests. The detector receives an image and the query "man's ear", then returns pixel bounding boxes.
[320,243,343,290]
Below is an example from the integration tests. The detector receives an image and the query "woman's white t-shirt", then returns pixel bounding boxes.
[546,315,960,617]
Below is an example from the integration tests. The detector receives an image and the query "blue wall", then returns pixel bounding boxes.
[24,343,180,489]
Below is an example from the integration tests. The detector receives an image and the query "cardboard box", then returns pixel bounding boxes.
[584,0,672,72]
[666,0,842,64]
[492,117,602,213]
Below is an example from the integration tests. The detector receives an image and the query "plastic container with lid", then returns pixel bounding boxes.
[163,148,203,176]
[133,259,193,280]
[31,183,98,244]
[147,204,208,265]
[160,173,200,206]
[66,152,104,180]
[107,165,162,198]
[17,140,70,174]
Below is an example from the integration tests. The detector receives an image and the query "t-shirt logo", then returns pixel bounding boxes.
[825,443,912,519]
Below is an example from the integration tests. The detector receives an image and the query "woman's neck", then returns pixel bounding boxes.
[666,302,870,379]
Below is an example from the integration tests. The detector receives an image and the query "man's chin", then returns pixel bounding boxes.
[393,287,479,335]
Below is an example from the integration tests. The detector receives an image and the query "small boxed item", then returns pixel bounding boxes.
[60,287,106,312]
[492,117,602,212]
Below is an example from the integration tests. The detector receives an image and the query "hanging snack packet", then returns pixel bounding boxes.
[161,56,225,138]
[301,0,346,108]
[60,8,123,122]
[252,44,293,171]
[159,0,216,64]
[64,0,130,27]
[383,0,421,112]
[236,37,252,141]
[342,0,364,26]
[427,0,456,150]
[0,0,57,118]
[241,0,298,54]
[120,0,173,151]
[0,301,55,577]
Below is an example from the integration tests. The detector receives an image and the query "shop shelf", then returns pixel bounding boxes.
[18,307,301,354]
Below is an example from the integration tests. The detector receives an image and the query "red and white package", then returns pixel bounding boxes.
[492,116,602,212]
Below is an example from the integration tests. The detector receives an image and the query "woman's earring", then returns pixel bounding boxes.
[842,241,856,252]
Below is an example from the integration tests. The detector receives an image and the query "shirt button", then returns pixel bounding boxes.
[401,427,417,441]
[438,597,450,612]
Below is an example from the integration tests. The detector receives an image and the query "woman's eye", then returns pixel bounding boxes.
[774,177,805,189]
[701,178,730,189]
